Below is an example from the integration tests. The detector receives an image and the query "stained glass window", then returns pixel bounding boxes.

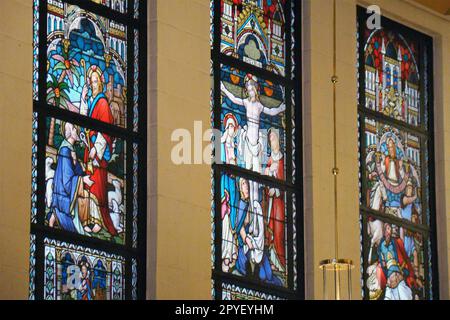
[211,0,302,300]
[30,0,147,300]
[357,7,437,300]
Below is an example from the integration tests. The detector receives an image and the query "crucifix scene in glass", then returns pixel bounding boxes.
[220,65,287,180]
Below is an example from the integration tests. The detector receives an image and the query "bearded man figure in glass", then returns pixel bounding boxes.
[79,65,118,237]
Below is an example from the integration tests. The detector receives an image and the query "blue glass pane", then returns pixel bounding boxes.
[47,0,128,128]
[220,64,287,181]
[219,171,288,288]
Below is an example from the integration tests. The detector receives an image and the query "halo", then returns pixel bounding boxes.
[379,131,405,158]
[223,113,238,130]
[87,65,105,84]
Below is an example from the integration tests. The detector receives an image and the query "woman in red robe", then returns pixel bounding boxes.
[81,65,117,237]
[264,128,285,270]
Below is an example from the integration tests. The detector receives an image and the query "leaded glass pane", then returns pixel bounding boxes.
[222,282,283,300]
[43,238,125,300]
[44,117,126,243]
[220,171,288,287]
[132,143,139,248]
[29,234,37,300]
[31,112,38,224]
[364,217,426,300]
[47,0,128,127]
[220,64,287,181]
[33,0,40,100]
[89,0,128,13]
[363,117,423,225]
[363,27,421,127]
[133,29,139,132]
[220,0,287,76]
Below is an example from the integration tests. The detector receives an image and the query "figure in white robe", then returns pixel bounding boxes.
[221,75,286,209]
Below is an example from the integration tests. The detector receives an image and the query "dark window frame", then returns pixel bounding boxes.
[31,0,147,300]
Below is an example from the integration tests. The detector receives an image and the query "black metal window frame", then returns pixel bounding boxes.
[211,0,304,300]
[357,6,439,300]
[32,0,147,300]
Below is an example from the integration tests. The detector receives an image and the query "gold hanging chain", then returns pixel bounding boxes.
[332,0,339,260]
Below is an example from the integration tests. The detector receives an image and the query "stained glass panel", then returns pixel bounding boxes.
[363,28,421,127]
[220,0,287,76]
[363,118,423,225]
[33,0,40,101]
[31,112,38,224]
[364,217,426,300]
[44,117,127,244]
[220,64,287,181]
[133,29,139,132]
[222,282,283,300]
[29,234,37,300]
[47,0,128,127]
[132,258,138,300]
[132,143,139,248]
[220,171,288,287]
[133,0,139,19]
[43,238,125,300]
[89,0,128,13]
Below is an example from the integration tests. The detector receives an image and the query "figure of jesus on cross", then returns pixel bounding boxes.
[221,74,286,208]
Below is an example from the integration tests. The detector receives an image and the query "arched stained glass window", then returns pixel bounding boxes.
[357,7,438,300]
[210,0,303,300]
[29,0,147,300]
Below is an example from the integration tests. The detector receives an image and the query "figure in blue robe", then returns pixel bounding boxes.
[92,260,107,299]
[235,198,250,275]
[61,253,74,287]
[220,142,237,230]
[51,139,86,234]
[235,198,283,286]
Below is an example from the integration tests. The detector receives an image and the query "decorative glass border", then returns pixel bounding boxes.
[29,234,37,300]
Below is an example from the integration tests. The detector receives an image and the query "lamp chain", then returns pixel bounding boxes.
[332,0,339,261]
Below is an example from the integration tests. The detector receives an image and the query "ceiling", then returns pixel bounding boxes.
[410,0,450,15]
